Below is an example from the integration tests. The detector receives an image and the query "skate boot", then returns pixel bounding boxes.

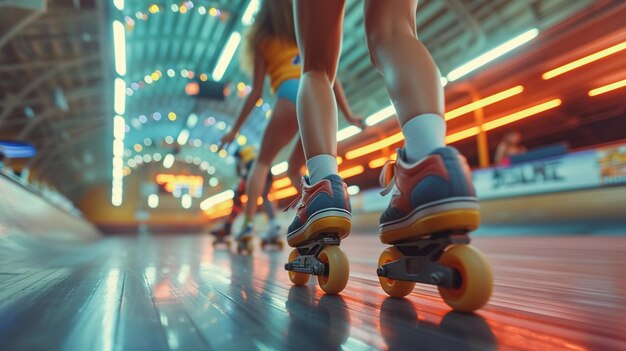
[375,147,493,312]
[211,227,231,249]
[235,223,255,255]
[260,224,284,250]
[284,174,351,294]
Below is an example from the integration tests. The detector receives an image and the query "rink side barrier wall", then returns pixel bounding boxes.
[0,172,100,242]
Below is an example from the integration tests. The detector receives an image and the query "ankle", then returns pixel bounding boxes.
[307,154,338,184]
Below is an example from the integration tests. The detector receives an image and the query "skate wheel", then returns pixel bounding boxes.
[317,246,349,294]
[288,249,310,285]
[437,245,493,312]
[237,237,254,255]
[377,247,415,298]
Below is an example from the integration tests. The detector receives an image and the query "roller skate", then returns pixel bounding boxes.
[235,223,255,255]
[260,223,284,250]
[284,174,351,294]
[210,227,231,249]
[375,147,493,312]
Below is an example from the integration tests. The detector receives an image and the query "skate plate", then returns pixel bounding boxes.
[284,236,340,276]
[376,232,470,288]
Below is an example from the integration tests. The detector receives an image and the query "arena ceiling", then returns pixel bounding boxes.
[0,0,606,202]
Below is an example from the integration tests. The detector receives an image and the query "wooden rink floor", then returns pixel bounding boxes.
[1,232,625,351]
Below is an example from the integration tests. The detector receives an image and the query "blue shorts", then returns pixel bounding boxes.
[276,78,300,105]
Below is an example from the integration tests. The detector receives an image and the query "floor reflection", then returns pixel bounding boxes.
[286,286,351,350]
[3,234,623,350]
[379,298,496,351]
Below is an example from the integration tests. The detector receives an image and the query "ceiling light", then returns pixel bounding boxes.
[212,32,242,81]
[337,126,362,142]
[112,21,126,76]
[447,28,539,82]
[114,78,126,114]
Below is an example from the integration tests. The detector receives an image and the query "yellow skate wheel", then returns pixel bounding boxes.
[437,245,493,312]
[378,247,415,298]
[288,249,310,286]
[237,237,254,255]
[246,238,254,253]
[317,246,349,294]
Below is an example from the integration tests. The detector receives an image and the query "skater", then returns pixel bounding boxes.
[285,0,493,309]
[494,131,526,166]
[218,0,363,253]
[210,145,275,248]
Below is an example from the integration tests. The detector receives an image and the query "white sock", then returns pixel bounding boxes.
[401,113,446,163]
[307,154,338,184]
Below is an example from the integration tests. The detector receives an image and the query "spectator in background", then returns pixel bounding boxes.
[495,131,526,166]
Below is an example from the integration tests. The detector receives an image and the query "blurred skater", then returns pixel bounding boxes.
[218,0,362,251]
[210,145,275,241]
[494,131,526,166]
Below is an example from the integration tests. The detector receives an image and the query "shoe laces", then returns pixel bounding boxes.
[283,178,304,212]
[379,160,396,196]
[283,195,301,212]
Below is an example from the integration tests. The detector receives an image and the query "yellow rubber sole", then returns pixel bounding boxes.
[380,209,480,244]
[288,216,351,247]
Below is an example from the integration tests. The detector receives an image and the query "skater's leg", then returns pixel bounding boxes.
[363,0,479,243]
[243,99,298,225]
[287,0,351,248]
[213,183,244,236]
[294,0,345,183]
[364,0,445,163]
[261,171,275,219]
[286,138,305,189]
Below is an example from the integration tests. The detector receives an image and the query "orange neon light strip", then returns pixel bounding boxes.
[445,127,481,144]
[207,207,233,220]
[482,99,561,130]
[347,86,523,160]
[272,177,292,189]
[338,165,365,179]
[440,99,562,144]
[444,85,524,120]
[204,199,233,217]
[345,132,403,160]
[588,78,626,96]
[269,186,298,201]
[368,154,397,169]
[368,156,388,169]
[542,41,626,80]
[349,99,561,161]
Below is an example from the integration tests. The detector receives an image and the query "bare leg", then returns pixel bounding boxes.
[294,0,346,159]
[261,171,275,220]
[244,99,298,221]
[226,181,245,231]
[364,0,444,125]
[286,138,306,188]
